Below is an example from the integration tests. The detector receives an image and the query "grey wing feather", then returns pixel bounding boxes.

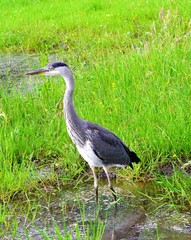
[86,121,132,166]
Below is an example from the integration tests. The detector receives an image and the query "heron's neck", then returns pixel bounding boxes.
[63,75,86,146]
[63,80,76,121]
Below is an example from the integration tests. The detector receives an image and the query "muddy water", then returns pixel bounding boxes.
[3,181,191,240]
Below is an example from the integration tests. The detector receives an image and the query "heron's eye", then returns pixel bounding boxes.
[49,66,54,70]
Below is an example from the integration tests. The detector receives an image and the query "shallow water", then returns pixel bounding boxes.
[0,53,59,91]
[3,181,191,240]
[0,54,37,82]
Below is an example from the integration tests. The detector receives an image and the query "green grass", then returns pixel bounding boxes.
[0,81,86,199]
[1,48,190,199]
[156,169,191,207]
[0,0,191,238]
[0,0,191,53]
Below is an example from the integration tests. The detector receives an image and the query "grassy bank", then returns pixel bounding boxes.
[1,48,190,197]
[0,0,191,237]
[1,0,191,53]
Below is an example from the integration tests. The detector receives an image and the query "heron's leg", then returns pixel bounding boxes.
[90,166,98,203]
[103,166,117,202]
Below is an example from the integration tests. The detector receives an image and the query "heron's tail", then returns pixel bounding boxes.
[129,150,141,164]
[123,144,141,167]
[128,150,141,170]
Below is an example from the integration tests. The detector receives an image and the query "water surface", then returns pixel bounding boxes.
[3,181,191,240]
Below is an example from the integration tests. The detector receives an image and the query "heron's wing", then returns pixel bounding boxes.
[86,122,132,166]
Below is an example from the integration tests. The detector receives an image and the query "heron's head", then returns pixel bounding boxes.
[25,61,71,77]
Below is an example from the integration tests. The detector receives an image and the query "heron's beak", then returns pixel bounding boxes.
[25,68,49,76]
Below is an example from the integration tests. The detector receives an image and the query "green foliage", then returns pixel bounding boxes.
[0,0,191,236]
[0,81,86,200]
[0,0,191,53]
[156,169,191,207]
[0,0,191,196]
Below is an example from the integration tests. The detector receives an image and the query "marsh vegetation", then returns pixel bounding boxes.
[0,0,191,239]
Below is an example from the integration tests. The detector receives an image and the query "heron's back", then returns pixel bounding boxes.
[82,121,140,168]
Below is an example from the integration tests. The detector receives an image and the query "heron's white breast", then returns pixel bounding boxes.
[76,141,103,167]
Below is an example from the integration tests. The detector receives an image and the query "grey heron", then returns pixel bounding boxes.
[26,61,141,203]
